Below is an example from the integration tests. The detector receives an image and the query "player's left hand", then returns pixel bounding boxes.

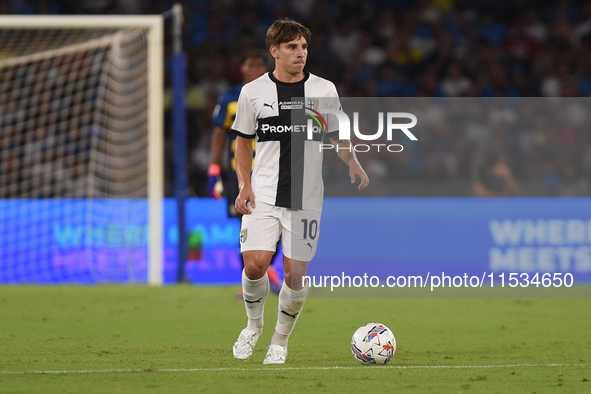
[349,161,369,191]
[207,164,223,200]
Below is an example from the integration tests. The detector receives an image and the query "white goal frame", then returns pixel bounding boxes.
[0,15,164,285]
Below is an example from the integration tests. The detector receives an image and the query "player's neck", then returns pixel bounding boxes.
[272,69,305,83]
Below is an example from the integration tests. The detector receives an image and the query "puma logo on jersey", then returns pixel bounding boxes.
[263,102,274,110]
[281,310,299,319]
[244,297,263,304]
[306,242,313,249]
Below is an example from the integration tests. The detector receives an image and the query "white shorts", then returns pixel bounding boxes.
[240,201,321,262]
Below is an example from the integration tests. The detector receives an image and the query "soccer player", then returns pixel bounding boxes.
[207,49,282,297]
[231,19,369,364]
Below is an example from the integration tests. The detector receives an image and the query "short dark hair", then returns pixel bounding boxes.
[266,19,312,49]
[242,48,268,66]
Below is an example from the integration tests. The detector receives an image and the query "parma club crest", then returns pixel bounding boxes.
[306,98,319,110]
[240,229,247,243]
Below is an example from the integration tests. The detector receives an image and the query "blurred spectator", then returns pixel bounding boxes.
[440,63,472,96]
[473,148,518,197]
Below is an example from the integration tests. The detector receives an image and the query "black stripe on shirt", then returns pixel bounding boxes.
[230,129,255,139]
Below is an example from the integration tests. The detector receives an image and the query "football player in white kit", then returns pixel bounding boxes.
[231,19,369,364]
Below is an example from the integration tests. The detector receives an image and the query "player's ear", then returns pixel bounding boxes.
[269,46,279,59]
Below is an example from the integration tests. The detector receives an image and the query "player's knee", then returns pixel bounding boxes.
[244,261,266,280]
[283,271,306,290]
[283,269,291,284]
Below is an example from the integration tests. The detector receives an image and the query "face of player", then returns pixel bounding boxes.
[241,58,267,84]
[272,36,308,77]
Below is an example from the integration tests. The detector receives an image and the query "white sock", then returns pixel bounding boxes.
[242,269,269,333]
[271,280,308,347]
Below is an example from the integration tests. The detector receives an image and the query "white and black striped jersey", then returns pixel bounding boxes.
[231,71,340,211]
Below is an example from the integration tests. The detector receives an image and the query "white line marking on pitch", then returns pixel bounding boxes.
[0,364,586,374]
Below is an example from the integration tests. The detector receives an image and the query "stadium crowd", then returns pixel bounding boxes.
[1,0,591,196]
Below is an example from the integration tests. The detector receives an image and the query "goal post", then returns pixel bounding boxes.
[0,15,164,285]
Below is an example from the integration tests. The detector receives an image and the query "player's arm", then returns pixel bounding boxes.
[328,134,369,191]
[208,93,231,200]
[231,87,257,213]
[207,126,226,199]
[234,136,255,214]
[209,126,226,167]
[325,86,369,191]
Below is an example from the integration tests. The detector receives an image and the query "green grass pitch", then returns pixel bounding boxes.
[0,286,590,393]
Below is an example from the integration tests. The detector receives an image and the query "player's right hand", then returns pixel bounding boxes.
[235,188,255,215]
[207,164,223,200]
[349,161,370,191]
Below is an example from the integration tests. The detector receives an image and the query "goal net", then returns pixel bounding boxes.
[0,17,163,284]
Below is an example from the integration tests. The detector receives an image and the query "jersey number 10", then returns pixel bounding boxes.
[301,219,318,240]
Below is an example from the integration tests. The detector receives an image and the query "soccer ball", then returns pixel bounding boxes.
[351,323,396,365]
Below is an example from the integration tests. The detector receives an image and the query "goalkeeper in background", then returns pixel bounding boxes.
[207,49,282,298]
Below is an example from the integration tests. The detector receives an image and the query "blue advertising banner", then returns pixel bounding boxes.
[164,198,245,284]
[310,198,591,285]
[1,198,590,284]
[0,199,149,283]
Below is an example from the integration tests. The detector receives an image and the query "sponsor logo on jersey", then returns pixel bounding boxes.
[259,123,321,134]
[279,100,305,110]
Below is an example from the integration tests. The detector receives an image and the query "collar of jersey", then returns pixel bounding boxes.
[268,70,309,86]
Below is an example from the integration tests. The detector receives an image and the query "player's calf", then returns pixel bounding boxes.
[265,280,309,363]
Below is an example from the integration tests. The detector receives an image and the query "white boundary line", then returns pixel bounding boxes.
[0,363,586,375]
